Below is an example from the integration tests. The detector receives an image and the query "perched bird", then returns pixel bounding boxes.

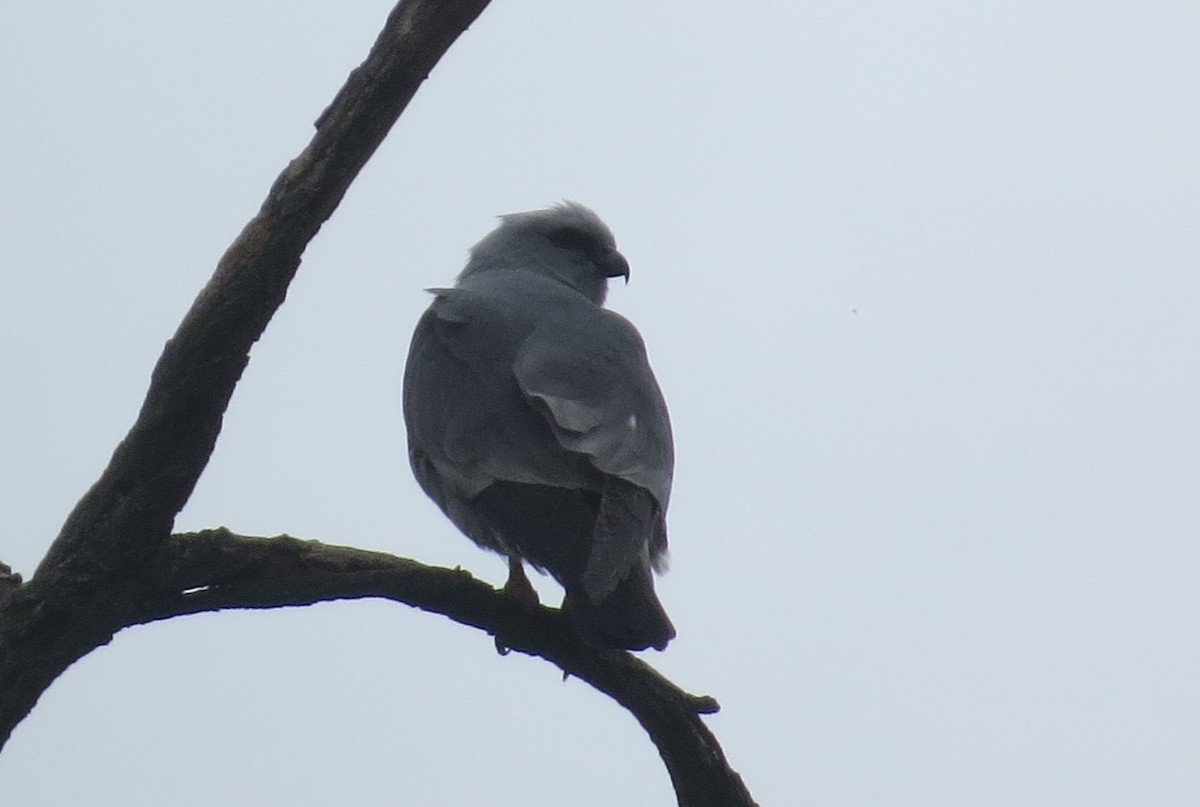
[402,202,675,651]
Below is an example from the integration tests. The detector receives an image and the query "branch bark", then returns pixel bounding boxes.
[137,530,755,807]
[0,3,760,805]
[1,0,492,750]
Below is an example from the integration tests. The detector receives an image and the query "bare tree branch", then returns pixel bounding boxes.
[0,0,491,749]
[37,0,491,580]
[0,3,761,805]
[133,530,755,807]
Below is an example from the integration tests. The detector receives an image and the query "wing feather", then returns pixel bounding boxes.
[513,309,673,509]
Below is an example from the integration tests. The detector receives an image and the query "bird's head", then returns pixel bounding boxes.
[462,201,630,305]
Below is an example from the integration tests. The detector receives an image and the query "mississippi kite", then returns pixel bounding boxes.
[402,202,676,651]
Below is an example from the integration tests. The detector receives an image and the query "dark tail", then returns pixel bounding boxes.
[565,565,675,651]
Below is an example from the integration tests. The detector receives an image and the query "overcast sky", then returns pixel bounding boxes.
[2,2,1199,805]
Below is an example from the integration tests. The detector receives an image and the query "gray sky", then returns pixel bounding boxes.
[3,2,1199,805]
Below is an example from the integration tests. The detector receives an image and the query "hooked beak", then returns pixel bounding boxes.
[603,251,631,284]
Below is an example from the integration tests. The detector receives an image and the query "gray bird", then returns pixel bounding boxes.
[402,202,676,651]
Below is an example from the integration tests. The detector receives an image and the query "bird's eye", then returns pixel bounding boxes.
[546,227,596,253]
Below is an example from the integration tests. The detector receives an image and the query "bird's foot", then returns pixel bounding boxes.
[501,556,540,607]
[494,557,540,656]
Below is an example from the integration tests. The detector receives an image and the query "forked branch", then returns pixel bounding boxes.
[0,0,492,754]
[0,2,758,805]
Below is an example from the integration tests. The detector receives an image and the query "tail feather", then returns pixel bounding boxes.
[465,479,675,651]
[565,565,675,651]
